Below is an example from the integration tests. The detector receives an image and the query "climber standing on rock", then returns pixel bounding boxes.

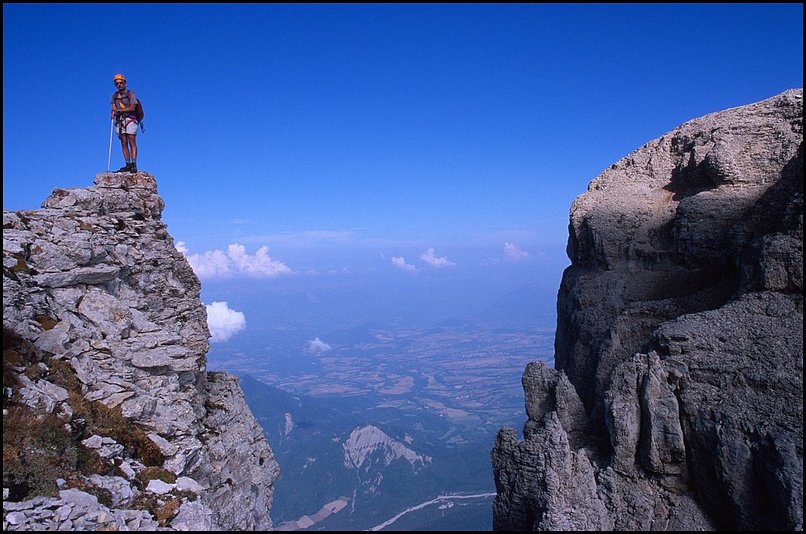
[110,73,139,173]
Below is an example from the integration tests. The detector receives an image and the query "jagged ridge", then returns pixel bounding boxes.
[3,172,279,530]
[492,89,803,531]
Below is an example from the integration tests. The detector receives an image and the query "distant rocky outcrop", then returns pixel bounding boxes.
[343,424,432,473]
[3,172,279,530]
[492,89,803,530]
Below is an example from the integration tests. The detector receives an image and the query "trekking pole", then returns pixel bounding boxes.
[107,118,114,172]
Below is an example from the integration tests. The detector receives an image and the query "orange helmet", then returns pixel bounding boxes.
[113,73,126,82]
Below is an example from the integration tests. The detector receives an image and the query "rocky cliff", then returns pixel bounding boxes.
[492,89,803,530]
[3,172,279,530]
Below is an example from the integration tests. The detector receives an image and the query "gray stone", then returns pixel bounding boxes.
[34,265,120,288]
[87,475,135,507]
[59,488,99,509]
[493,89,803,531]
[146,479,175,495]
[3,171,279,531]
[172,500,216,531]
[34,325,70,355]
[175,477,204,494]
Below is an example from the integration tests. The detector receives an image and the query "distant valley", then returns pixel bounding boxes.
[208,321,554,530]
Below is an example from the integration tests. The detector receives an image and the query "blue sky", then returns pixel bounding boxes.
[3,4,803,338]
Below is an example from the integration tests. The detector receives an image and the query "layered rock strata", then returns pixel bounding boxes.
[492,89,803,530]
[3,172,279,530]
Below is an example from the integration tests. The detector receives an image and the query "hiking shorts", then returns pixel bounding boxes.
[117,118,138,136]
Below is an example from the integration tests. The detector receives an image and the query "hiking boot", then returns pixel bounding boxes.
[129,162,138,173]
[115,163,131,173]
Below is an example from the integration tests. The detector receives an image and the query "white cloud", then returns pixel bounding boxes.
[306,337,332,353]
[178,242,292,280]
[226,243,292,276]
[188,249,233,278]
[392,256,419,273]
[420,247,455,268]
[504,242,529,261]
[205,301,246,342]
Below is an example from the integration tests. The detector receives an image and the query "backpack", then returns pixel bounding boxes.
[132,95,145,133]
[134,99,144,122]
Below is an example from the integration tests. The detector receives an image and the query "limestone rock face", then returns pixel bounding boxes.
[492,89,803,530]
[3,172,279,530]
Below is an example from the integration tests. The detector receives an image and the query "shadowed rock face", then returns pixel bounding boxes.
[3,172,279,530]
[492,89,803,531]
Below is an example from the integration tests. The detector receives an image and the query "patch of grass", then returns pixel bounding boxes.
[9,254,31,274]
[205,399,226,411]
[68,391,165,467]
[3,327,40,393]
[155,497,182,526]
[2,404,108,501]
[47,358,82,393]
[138,466,177,486]
[3,326,164,503]
[131,493,182,527]
[34,315,59,331]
